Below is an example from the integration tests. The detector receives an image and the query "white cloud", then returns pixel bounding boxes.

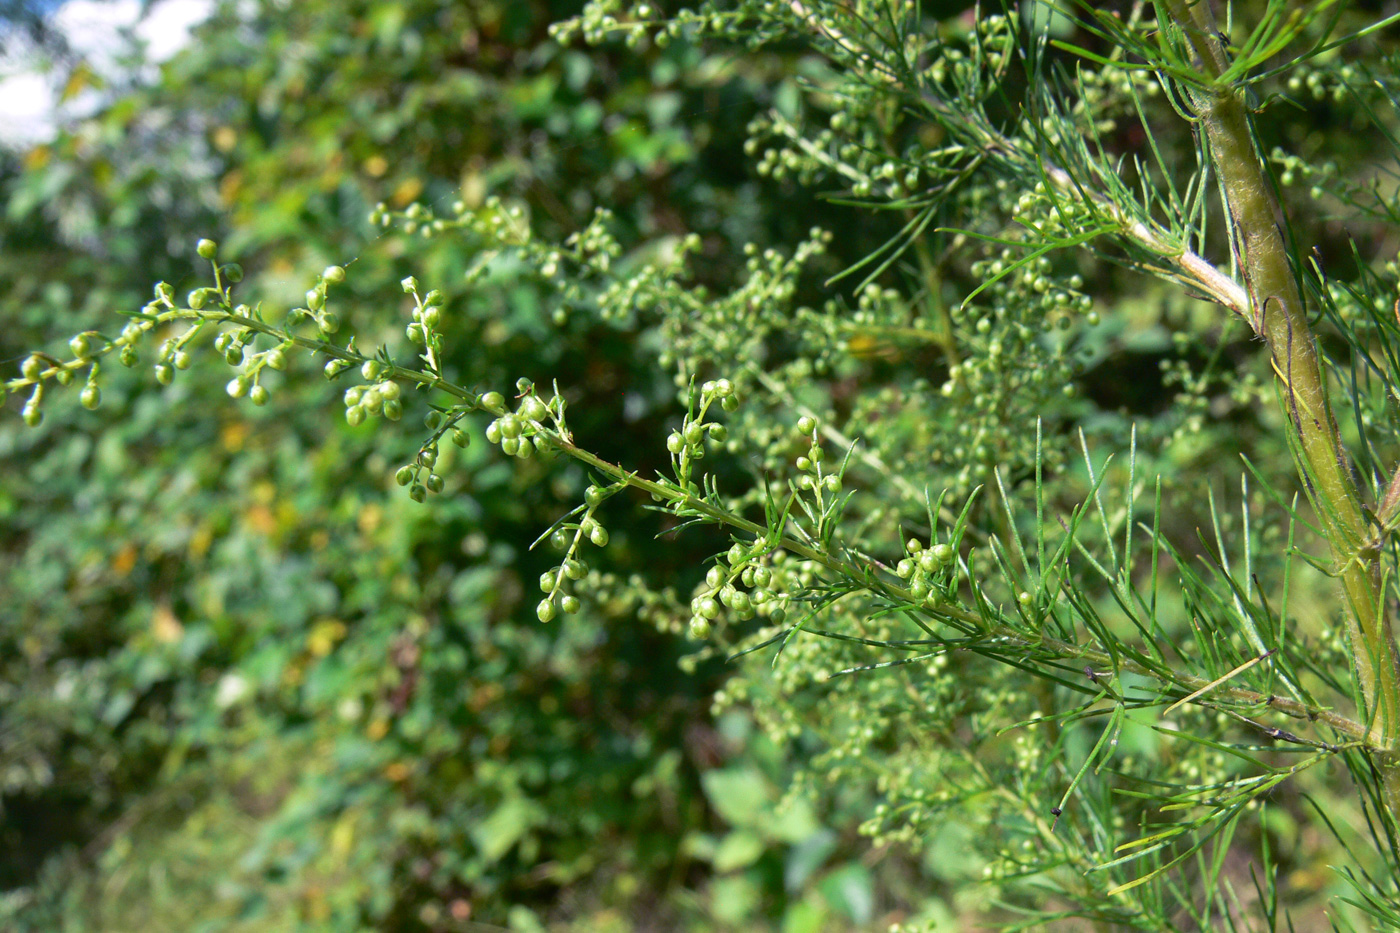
[0,0,214,147]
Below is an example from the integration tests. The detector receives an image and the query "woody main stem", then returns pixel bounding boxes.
[1165,0,1400,802]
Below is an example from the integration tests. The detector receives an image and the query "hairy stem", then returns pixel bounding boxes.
[1163,0,1400,799]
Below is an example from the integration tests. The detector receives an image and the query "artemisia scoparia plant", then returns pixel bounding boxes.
[13,0,1400,928]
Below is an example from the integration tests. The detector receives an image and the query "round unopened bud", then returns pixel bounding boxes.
[560,595,581,615]
[266,348,287,371]
[69,334,91,357]
[346,404,366,426]
[21,356,42,380]
[395,466,414,486]
[249,384,270,406]
[173,350,192,370]
[323,265,346,284]
[222,263,243,283]
[797,415,816,434]
[196,238,218,259]
[383,399,403,421]
[80,384,101,410]
[932,544,954,564]
[409,483,427,502]
[537,599,557,623]
[154,364,174,385]
[425,473,444,493]
[480,391,505,411]
[227,376,249,398]
[401,276,419,293]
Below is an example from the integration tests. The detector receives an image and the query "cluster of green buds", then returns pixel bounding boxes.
[793,414,840,495]
[393,407,474,502]
[342,361,404,425]
[688,539,787,640]
[893,535,956,609]
[666,378,736,488]
[482,378,565,462]
[536,480,618,622]
[1286,62,1359,104]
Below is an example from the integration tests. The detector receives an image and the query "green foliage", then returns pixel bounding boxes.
[11,0,1400,930]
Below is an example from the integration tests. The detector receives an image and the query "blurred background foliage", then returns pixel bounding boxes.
[1,0,1397,930]
[0,1,927,929]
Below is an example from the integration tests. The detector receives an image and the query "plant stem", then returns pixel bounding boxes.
[1164,0,1400,804]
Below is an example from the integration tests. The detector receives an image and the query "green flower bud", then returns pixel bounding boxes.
[227,376,249,398]
[683,421,704,445]
[69,334,91,357]
[425,473,444,494]
[323,265,346,284]
[346,404,366,426]
[584,485,604,507]
[409,483,427,502]
[189,289,207,310]
[424,410,442,429]
[418,447,438,468]
[666,432,684,454]
[21,356,41,380]
[689,617,712,639]
[173,350,192,370]
[564,559,586,580]
[406,323,426,345]
[196,238,218,259]
[318,312,340,335]
[480,391,505,411]
[222,263,243,284]
[225,345,244,366]
[401,276,418,293]
[249,384,270,406]
[379,380,401,401]
[485,421,503,444]
[383,398,403,421]
[797,415,816,434]
[451,429,469,448]
[560,595,581,615]
[422,306,441,327]
[589,526,609,547]
[266,348,287,371]
[501,436,520,456]
[499,414,522,438]
[154,364,174,385]
[22,404,42,427]
[120,345,138,367]
[395,465,414,486]
[932,544,954,564]
[80,384,101,410]
[537,599,557,623]
[707,424,728,442]
[362,387,383,414]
